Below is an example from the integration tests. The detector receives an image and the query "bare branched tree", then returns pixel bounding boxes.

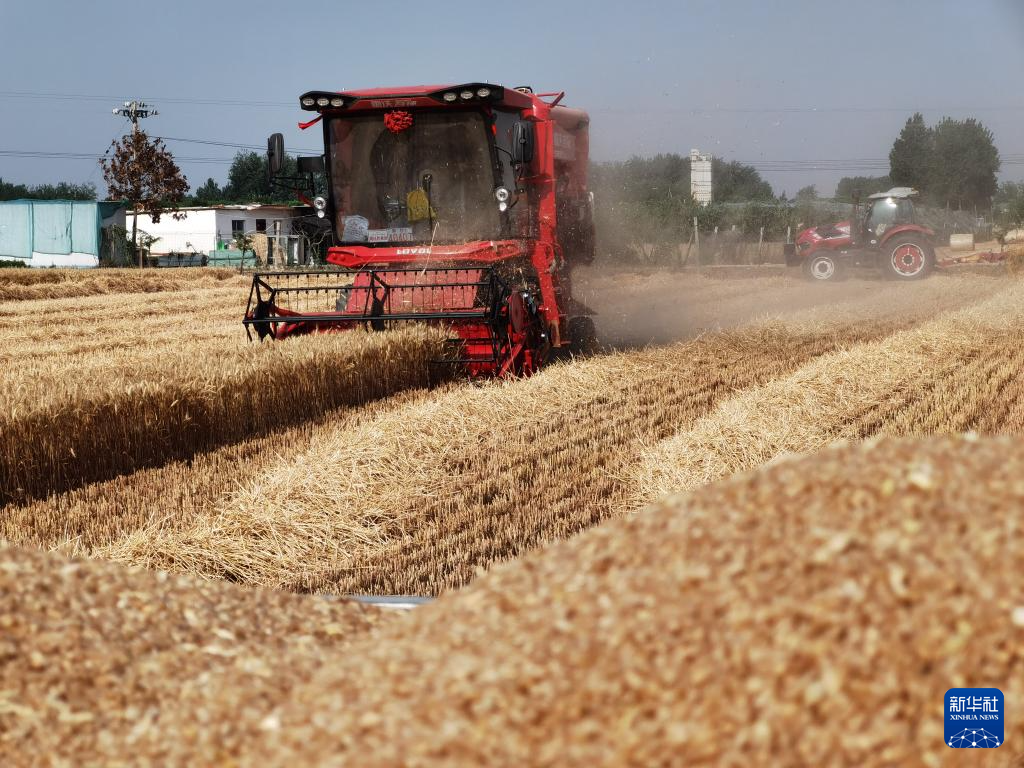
[100,131,188,266]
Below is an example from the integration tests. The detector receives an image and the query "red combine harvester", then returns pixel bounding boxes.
[244,83,596,376]
[784,187,936,281]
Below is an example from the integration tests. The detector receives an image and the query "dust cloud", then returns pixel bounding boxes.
[570,265,966,349]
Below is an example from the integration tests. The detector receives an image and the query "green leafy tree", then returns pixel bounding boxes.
[712,159,774,202]
[100,131,188,266]
[795,185,818,202]
[0,178,96,201]
[929,117,1000,209]
[889,113,933,191]
[222,150,300,203]
[193,177,223,205]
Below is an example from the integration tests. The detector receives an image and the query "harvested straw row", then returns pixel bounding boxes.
[98,310,934,593]
[0,267,248,301]
[0,544,395,763]
[0,286,244,365]
[631,281,1024,505]
[0,326,448,506]
[232,435,1024,767]
[0,390,427,556]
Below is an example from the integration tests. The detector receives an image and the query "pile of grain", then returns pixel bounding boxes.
[0,544,393,762]
[248,435,1024,766]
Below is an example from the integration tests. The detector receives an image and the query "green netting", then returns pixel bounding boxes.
[0,201,104,261]
[71,202,99,255]
[0,202,32,260]
[32,202,73,255]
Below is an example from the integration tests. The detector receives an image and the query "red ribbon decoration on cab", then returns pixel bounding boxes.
[383,110,414,133]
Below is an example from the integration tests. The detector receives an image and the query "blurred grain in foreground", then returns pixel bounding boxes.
[0,544,394,764]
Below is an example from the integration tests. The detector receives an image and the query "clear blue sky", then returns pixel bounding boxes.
[2,0,1022,197]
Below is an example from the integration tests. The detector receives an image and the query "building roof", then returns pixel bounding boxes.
[126,204,306,214]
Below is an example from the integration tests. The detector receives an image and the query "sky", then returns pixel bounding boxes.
[1,0,1023,198]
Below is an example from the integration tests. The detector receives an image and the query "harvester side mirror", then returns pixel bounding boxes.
[297,155,325,174]
[267,133,285,178]
[512,121,535,166]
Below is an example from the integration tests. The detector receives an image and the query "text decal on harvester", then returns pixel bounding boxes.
[945,687,1004,748]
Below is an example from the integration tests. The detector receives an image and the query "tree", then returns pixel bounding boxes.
[100,131,188,266]
[889,113,933,191]
[994,181,1024,231]
[796,185,818,202]
[193,177,223,205]
[0,178,96,201]
[222,150,299,203]
[929,117,999,209]
[835,175,891,201]
[712,159,774,202]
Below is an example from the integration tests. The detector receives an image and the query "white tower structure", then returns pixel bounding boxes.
[690,148,713,205]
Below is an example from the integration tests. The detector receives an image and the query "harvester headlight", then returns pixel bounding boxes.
[476,87,492,98]
[313,196,327,211]
[442,91,458,103]
[315,96,331,107]
[329,97,345,107]
[301,96,316,108]
[498,201,509,213]
[459,90,474,100]
[495,187,510,203]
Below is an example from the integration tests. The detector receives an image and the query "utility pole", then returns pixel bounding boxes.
[112,101,158,266]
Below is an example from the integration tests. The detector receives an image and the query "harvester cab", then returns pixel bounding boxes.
[243,83,597,377]
[785,187,936,282]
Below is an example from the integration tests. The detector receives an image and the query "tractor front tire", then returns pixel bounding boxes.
[803,253,843,282]
[883,236,933,280]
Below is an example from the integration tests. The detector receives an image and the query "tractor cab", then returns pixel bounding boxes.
[787,187,935,282]
[859,188,918,245]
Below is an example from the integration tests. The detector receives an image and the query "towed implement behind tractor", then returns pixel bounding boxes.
[244,83,596,376]
[785,187,936,281]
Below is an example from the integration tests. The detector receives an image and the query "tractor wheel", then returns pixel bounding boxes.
[567,316,599,356]
[803,253,843,282]
[883,236,933,280]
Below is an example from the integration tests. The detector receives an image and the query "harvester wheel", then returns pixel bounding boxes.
[568,316,599,356]
[803,254,842,282]
[883,236,933,280]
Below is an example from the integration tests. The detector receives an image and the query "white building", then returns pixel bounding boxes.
[125,204,305,257]
[690,149,713,205]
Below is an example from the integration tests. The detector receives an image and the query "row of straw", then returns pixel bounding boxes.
[0,266,247,301]
[94,274,990,592]
[630,280,1024,505]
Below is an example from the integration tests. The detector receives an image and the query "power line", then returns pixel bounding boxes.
[156,136,322,155]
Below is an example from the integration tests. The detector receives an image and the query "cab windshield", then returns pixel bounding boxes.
[328,110,501,245]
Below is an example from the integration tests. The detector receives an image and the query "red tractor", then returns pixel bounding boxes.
[785,187,936,281]
[244,83,596,376]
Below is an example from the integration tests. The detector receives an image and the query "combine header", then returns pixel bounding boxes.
[244,83,596,376]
